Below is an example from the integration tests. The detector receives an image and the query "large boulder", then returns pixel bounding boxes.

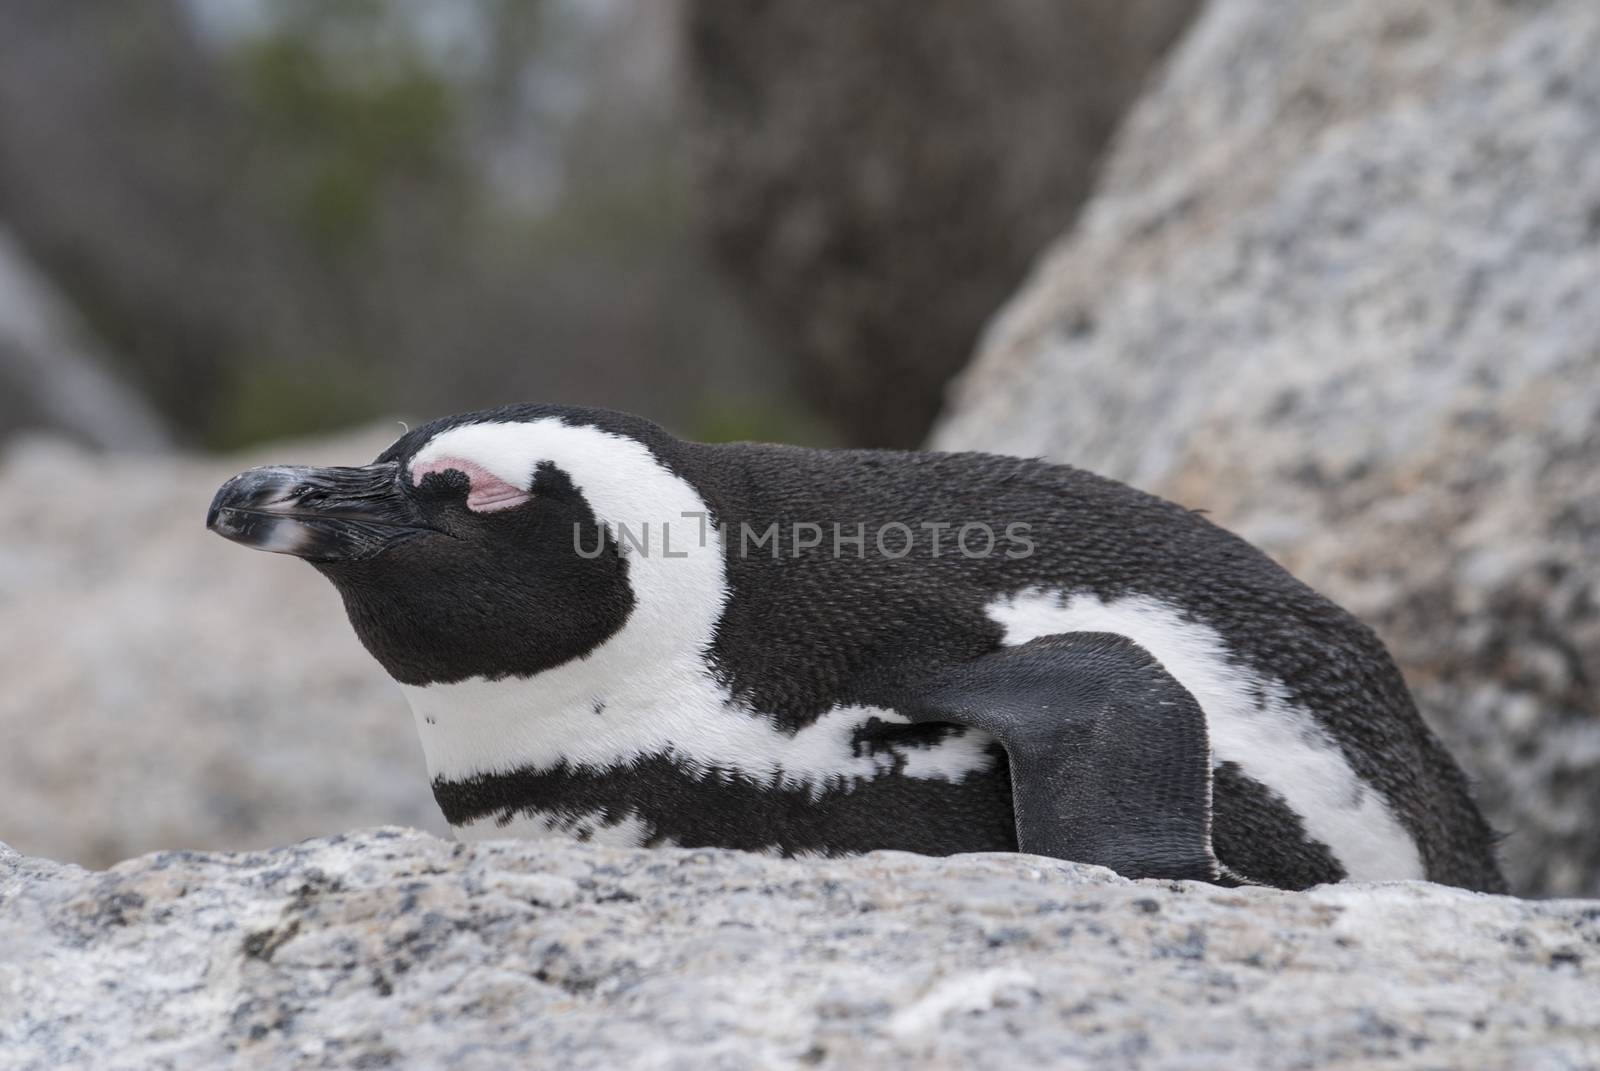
[682,0,1198,446]
[3,829,1596,1070]
[936,0,1600,898]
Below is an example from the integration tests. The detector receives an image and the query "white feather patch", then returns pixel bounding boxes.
[454,807,664,848]
[402,419,996,825]
[984,588,1426,882]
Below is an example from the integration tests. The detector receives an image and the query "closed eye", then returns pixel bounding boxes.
[410,456,533,514]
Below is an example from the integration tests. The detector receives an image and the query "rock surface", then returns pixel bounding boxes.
[0,431,444,868]
[936,0,1600,898]
[3,828,1596,1071]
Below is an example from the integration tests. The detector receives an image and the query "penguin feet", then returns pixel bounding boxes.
[897,631,1229,884]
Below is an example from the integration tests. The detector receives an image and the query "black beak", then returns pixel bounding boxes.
[206,462,432,562]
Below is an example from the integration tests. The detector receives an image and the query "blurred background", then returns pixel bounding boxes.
[0,0,1188,451]
[2,0,1596,899]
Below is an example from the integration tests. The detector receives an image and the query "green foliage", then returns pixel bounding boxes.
[212,359,386,450]
[233,14,461,254]
[520,164,691,263]
[153,0,793,451]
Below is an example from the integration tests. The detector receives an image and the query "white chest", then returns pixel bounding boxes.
[401,652,997,801]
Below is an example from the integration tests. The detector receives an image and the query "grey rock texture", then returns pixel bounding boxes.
[0,431,444,868]
[3,828,1597,1071]
[682,0,1197,446]
[936,0,1600,898]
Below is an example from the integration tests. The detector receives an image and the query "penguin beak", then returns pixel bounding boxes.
[206,462,433,562]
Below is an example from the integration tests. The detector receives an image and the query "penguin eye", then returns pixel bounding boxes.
[410,456,532,514]
[415,468,470,497]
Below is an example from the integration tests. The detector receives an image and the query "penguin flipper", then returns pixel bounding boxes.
[899,631,1223,883]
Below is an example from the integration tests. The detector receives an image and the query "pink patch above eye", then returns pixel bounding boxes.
[411,456,532,513]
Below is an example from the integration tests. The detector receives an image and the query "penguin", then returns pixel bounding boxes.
[206,403,1505,892]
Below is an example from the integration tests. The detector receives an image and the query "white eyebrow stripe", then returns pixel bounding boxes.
[411,418,728,645]
[401,419,1002,798]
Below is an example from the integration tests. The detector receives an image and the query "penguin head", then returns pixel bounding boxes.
[207,405,726,686]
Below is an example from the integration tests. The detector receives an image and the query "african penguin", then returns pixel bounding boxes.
[207,403,1505,892]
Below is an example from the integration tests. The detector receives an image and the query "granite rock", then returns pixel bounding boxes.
[3,828,1597,1070]
[936,0,1600,897]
